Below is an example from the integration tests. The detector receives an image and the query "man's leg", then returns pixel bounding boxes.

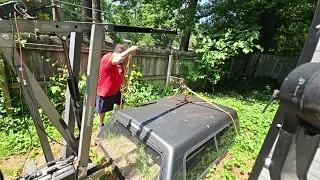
[96,95,114,128]
[96,96,106,128]
[115,91,124,110]
[98,112,105,126]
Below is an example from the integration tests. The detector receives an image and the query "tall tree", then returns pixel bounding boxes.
[103,0,178,47]
[92,0,102,22]
[179,0,199,51]
[200,0,317,57]
[82,0,92,22]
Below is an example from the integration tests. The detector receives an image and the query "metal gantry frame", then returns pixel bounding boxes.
[0,17,176,179]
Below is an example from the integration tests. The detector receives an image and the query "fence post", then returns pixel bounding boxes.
[166,50,173,86]
[0,60,13,114]
[227,58,235,80]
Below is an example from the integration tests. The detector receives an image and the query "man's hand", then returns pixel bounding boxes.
[129,46,138,54]
[112,45,138,65]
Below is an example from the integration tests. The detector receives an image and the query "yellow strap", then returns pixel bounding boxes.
[119,54,133,109]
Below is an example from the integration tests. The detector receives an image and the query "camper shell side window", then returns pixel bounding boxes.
[183,123,236,180]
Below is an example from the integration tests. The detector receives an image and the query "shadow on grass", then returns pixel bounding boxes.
[204,77,282,103]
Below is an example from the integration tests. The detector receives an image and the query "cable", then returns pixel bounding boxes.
[11,14,34,176]
[24,86,79,168]
[14,3,35,19]
[14,13,79,177]
[14,12,24,80]
[59,6,101,23]
[54,0,107,13]
[18,84,33,176]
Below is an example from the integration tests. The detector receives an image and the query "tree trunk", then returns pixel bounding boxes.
[92,0,102,23]
[82,0,92,22]
[180,31,191,51]
[82,0,92,38]
[179,0,198,51]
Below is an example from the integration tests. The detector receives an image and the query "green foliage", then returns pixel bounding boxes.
[103,0,178,47]
[0,68,72,156]
[0,67,172,157]
[123,68,173,107]
[182,29,263,86]
[136,146,149,176]
[201,0,317,57]
[204,79,279,179]
[0,61,278,180]
[186,138,219,179]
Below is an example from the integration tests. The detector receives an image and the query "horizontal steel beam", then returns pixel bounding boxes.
[0,20,113,33]
[0,20,177,34]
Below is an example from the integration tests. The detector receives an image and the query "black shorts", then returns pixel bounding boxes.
[96,91,124,113]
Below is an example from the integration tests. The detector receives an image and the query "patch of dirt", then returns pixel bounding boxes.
[0,154,26,180]
[99,134,161,180]
[0,141,63,180]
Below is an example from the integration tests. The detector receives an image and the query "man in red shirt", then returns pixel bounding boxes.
[96,44,137,128]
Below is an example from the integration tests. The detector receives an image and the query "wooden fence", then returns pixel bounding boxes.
[228,54,298,83]
[1,34,195,87]
[0,34,299,114]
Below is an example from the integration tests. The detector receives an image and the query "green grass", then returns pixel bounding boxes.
[204,90,278,179]
[0,76,279,179]
[1,167,20,177]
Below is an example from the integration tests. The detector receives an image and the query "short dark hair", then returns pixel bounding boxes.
[114,44,125,53]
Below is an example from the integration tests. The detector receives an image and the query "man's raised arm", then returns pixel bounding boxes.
[112,46,138,65]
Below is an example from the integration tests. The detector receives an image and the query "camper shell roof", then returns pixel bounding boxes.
[106,95,239,179]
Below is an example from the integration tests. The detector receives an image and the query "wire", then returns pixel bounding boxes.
[11,14,34,175]
[14,12,24,80]
[12,14,38,178]
[54,0,107,13]
[59,6,101,23]
[18,84,33,176]
[14,3,35,19]
[14,12,79,179]
[25,87,79,174]
[26,89,78,157]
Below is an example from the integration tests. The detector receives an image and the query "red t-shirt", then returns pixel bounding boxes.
[97,52,124,97]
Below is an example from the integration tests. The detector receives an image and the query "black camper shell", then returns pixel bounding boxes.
[98,95,239,180]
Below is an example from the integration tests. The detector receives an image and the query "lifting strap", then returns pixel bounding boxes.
[119,53,133,109]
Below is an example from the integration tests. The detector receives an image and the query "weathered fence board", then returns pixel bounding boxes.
[226,53,297,83]
[252,54,297,82]
[0,33,299,99]
[2,34,194,87]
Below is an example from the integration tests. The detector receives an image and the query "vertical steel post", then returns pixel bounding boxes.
[77,24,104,178]
[62,32,83,159]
